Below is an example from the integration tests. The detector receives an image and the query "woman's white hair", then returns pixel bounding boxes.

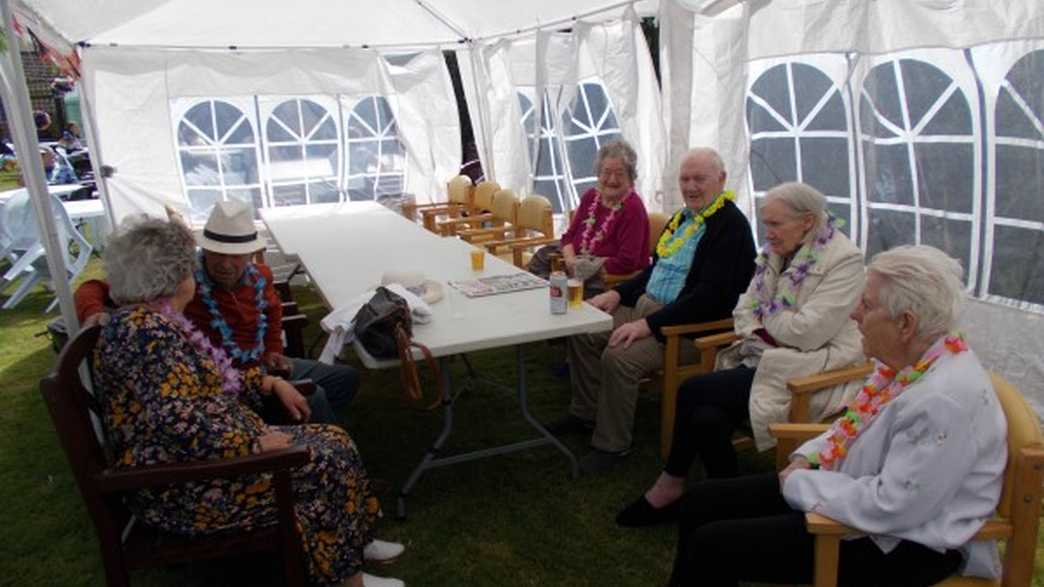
[762,182,828,242]
[868,245,965,341]
[594,139,639,182]
[104,215,197,305]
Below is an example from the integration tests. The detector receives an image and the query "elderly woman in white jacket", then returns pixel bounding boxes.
[664,245,1007,586]
[619,182,865,526]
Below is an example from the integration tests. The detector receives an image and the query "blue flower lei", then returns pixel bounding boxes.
[195,255,268,365]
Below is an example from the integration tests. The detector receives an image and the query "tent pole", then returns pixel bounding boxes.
[75,50,118,232]
[0,0,78,332]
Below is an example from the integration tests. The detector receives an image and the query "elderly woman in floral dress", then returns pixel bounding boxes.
[529,138,649,297]
[92,216,403,587]
[618,181,865,526]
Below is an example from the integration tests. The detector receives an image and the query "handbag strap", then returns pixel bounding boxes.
[393,323,442,411]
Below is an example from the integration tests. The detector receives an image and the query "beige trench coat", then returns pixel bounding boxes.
[717,230,866,450]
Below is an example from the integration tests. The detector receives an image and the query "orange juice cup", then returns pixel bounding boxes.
[470,248,486,271]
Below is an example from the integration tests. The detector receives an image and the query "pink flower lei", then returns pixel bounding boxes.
[578,189,628,255]
[149,299,243,397]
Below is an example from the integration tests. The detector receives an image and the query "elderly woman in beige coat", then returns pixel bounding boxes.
[617,181,865,527]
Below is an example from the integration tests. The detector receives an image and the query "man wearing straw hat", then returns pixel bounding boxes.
[75,200,358,425]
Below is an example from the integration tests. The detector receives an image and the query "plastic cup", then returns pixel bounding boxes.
[470,248,485,271]
[567,278,583,308]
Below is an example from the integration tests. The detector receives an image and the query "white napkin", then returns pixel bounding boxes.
[318,283,434,364]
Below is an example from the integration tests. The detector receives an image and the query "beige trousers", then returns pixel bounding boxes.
[567,294,701,452]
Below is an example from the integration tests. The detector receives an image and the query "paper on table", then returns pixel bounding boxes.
[448,272,548,298]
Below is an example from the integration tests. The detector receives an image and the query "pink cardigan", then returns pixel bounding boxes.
[561,188,649,275]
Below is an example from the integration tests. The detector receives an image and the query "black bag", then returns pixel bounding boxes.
[354,286,412,359]
[354,286,441,409]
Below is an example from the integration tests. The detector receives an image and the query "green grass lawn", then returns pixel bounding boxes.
[1,258,1042,586]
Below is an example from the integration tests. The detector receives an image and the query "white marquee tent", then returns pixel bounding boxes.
[4,0,1044,417]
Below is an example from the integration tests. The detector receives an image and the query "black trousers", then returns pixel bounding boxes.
[665,366,756,478]
[669,473,962,587]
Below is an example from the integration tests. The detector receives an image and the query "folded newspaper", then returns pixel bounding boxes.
[448,273,548,298]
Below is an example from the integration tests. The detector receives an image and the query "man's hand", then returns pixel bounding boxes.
[589,290,621,313]
[779,456,811,486]
[608,319,652,349]
[272,379,311,423]
[265,352,293,373]
[258,430,292,452]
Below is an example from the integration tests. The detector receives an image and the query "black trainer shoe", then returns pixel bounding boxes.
[616,495,680,527]
[545,414,595,436]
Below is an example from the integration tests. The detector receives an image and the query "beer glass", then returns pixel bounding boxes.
[470,248,485,271]
[567,278,583,308]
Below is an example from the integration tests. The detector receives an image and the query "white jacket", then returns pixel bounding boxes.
[717,230,865,449]
[783,349,1007,578]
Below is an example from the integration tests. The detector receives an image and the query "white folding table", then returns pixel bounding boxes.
[261,202,612,517]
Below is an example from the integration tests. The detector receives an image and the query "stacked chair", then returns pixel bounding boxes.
[436,180,500,237]
[400,174,473,233]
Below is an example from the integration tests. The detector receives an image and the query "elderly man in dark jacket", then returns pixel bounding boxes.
[551,147,756,473]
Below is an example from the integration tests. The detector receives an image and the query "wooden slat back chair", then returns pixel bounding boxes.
[400,174,474,232]
[479,194,556,268]
[659,326,873,461]
[41,325,311,587]
[771,373,1044,587]
[436,180,500,236]
[457,188,519,244]
[605,211,670,288]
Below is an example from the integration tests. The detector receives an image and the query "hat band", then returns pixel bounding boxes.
[204,228,258,244]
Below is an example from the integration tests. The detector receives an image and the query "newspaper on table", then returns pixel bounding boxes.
[448,272,548,298]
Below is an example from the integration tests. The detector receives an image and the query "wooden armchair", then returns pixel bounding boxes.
[400,174,474,232]
[479,194,556,268]
[40,325,311,587]
[771,373,1044,587]
[456,188,519,244]
[436,180,500,237]
[605,211,670,288]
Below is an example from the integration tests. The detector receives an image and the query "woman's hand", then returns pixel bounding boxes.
[258,430,293,452]
[271,378,311,423]
[589,290,621,313]
[779,456,811,486]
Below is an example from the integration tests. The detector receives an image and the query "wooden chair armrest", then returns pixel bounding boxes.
[477,235,557,250]
[806,512,857,536]
[415,202,463,214]
[458,224,512,239]
[437,213,492,229]
[788,362,874,395]
[971,520,1013,541]
[281,313,309,358]
[660,319,735,338]
[95,446,311,492]
[693,331,740,350]
[768,422,830,441]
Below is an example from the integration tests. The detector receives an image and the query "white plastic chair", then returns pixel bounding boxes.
[0,190,92,312]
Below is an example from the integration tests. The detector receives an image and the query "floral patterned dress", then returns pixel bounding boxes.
[93,306,379,585]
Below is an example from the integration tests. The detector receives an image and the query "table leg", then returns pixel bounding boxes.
[397,356,454,519]
[514,345,578,479]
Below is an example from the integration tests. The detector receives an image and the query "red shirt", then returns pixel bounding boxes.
[560,188,650,275]
[74,263,284,368]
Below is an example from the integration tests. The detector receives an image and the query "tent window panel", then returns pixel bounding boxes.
[187,189,223,222]
[573,179,596,197]
[267,117,296,142]
[375,174,405,197]
[800,137,850,198]
[861,64,904,132]
[269,145,306,181]
[898,60,956,129]
[183,104,216,141]
[380,139,405,165]
[792,63,835,123]
[995,145,1044,224]
[348,143,377,175]
[989,225,1044,306]
[827,203,853,238]
[304,144,338,178]
[219,149,259,185]
[567,137,598,184]
[859,94,899,139]
[214,102,247,139]
[747,98,787,133]
[913,143,974,213]
[273,184,307,207]
[344,96,406,201]
[805,92,847,132]
[862,143,914,206]
[995,91,1042,140]
[921,216,973,272]
[750,138,797,191]
[866,209,916,258]
[750,65,790,122]
[920,91,973,135]
[227,188,264,212]
[178,120,210,146]
[346,175,375,201]
[309,180,340,204]
[181,152,220,186]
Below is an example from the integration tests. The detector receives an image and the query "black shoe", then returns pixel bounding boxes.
[545,414,594,436]
[616,495,680,527]
[579,447,631,475]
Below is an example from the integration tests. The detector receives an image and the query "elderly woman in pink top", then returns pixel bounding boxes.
[531,139,649,297]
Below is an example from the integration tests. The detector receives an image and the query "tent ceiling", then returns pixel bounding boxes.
[20,0,659,49]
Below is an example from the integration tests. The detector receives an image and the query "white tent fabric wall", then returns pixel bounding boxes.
[661,0,1044,418]
[458,10,666,214]
[81,46,461,222]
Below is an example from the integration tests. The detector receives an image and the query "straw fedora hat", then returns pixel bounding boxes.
[198,200,266,255]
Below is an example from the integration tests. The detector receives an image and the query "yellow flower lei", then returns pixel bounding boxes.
[655,190,735,258]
